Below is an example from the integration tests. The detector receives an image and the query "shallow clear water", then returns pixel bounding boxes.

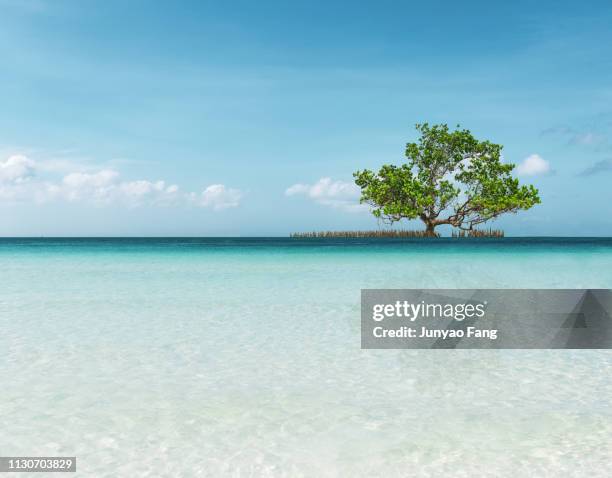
[1,238,611,477]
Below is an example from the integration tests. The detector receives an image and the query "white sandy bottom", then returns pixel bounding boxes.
[2,249,612,476]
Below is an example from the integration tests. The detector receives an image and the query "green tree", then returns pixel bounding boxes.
[354,123,541,235]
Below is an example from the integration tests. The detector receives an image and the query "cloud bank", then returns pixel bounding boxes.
[0,154,35,183]
[285,177,366,212]
[0,155,242,210]
[188,184,243,210]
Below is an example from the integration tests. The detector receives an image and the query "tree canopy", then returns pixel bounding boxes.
[354,123,540,234]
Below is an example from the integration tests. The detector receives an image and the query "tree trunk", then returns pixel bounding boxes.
[424,221,436,237]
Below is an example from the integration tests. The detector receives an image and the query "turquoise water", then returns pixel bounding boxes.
[1,238,612,477]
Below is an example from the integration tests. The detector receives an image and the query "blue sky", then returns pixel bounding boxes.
[1,0,611,236]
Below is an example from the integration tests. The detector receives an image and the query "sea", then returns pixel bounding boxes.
[1,238,611,477]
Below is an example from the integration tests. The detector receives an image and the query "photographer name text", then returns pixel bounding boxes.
[371,300,498,341]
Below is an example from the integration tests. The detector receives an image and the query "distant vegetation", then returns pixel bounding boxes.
[290,229,504,238]
[290,230,437,238]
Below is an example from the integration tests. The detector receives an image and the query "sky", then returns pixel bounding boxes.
[1,0,612,236]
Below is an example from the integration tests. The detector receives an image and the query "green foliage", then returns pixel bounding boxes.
[354,123,540,232]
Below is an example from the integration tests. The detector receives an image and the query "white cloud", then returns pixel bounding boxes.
[516,154,552,176]
[0,155,36,183]
[285,177,366,212]
[0,154,240,210]
[57,169,119,202]
[285,183,310,196]
[191,184,242,210]
[119,180,179,206]
[62,169,118,189]
[51,174,180,205]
